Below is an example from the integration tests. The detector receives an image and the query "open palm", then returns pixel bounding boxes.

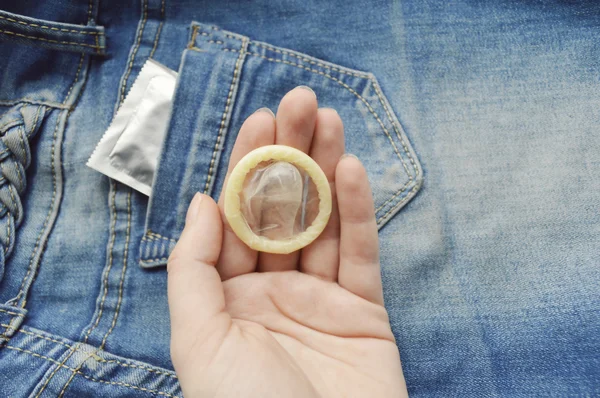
[167,87,408,397]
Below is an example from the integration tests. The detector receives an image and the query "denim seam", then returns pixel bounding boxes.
[0,29,104,51]
[0,308,24,317]
[217,49,415,220]
[140,257,169,264]
[86,0,94,24]
[374,179,412,213]
[377,185,420,226]
[1,324,178,378]
[12,112,62,305]
[5,216,11,255]
[227,49,412,177]
[371,79,419,175]
[83,184,117,343]
[148,0,166,59]
[119,0,149,104]
[0,118,22,133]
[59,190,131,394]
[57,349,96,398]
[5,346,179,397]
[188,25,200,48]
[64,54,85,105]
[0,15,100,35]
[35,342,80,397]
[100,189,132,349]
[202,38,248,195]
[252,42,369,79]
[145,230,177,243]
[0,99,70,110]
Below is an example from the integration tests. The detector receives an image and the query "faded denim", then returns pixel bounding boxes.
[0,0,598,397]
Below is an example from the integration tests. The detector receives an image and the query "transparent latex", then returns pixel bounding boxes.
[239,161,320,240]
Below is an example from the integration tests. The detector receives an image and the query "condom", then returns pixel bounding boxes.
[224,145,332,254]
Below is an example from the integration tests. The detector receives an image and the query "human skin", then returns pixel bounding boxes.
[167,86,409,397]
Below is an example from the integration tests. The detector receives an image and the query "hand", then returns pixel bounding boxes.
[167,87,408,397]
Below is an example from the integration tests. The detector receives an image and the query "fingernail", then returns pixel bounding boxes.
[297,85,316,97]
[186,193,203,225]
[340,153,359,161]
[254,107,275,117]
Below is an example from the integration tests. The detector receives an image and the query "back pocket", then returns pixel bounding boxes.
[139,23,423,268]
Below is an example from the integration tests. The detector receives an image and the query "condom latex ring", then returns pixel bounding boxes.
[224,145,332,254]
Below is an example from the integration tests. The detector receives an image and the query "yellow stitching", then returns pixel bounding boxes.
[58,348,94,398]
[207,40,223,45]
[0,308,23,317]
[371,80,419,175]
[100,189,131,349]
[187,25,199,49]
[36,342,79,397]
[149,22,164,58]
[377,185,420,226]
[5,346,179,397]
[66,372,179,397]
[223,48,418,216]
[64,55,85,105]
[18,46,86,307]
[374,177,412,214]
[0,99,69,110]
[203,39,247,194]
[253,42,368,79]
[83,183,117,342]
[149,0,166,59]
[1,325,72,349]
[146,230,177,243]
[14,112,62,305]
[140,257,169,263]
[219,49,410,180]
[95,358,177,378]
[0,29,104,49]
[87,0,94,23]
[0,118,21,133]
[6,183,17,212]
[5,214,11,255]
[0,15,101,35]
[119,0,148,103]
[2,325,178,378]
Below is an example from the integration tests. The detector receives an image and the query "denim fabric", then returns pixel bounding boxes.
[0,0,599,397]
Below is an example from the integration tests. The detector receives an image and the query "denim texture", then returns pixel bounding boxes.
[0,0,599,397]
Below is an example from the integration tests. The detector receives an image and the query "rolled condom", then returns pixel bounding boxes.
[224,145,332,254]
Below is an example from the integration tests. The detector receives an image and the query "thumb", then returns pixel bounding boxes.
[167,193,226,344]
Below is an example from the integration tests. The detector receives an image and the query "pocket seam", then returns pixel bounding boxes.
[0,14,100,35]
[212,47,420,225]
[0,29,104,51]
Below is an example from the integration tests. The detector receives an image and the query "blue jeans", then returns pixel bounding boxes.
[0,1,598,396]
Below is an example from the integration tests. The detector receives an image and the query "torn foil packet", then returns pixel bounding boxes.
[87,59,177,196]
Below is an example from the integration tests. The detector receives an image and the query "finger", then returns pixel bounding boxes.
[168,193,227,342]
[216,108,276,280]
[259,86,318,272]
[300,108,345,281]
[336,156,384,305]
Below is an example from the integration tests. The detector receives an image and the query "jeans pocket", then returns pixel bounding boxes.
[0,9,105,55]
[139,23,423,268]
